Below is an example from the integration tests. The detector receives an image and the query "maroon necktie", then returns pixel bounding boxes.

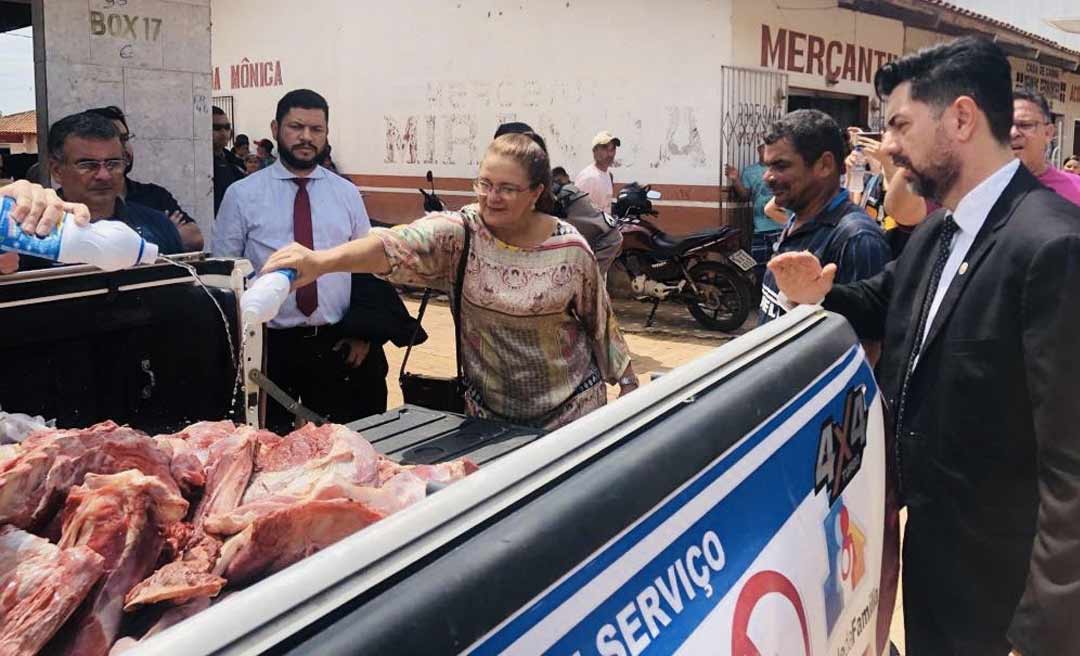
[292,178,318,316]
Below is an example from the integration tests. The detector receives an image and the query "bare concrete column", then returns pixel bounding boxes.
[35,0,212,244]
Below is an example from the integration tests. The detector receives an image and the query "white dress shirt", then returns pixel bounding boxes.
[212,160,371,328]
[914,158,1020,367]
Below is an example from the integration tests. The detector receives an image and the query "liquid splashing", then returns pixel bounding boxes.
[158,255,244,415]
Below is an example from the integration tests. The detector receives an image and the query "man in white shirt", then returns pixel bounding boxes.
[575,131,620,213]
[212,89,374,432]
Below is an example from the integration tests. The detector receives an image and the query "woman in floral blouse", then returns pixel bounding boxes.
[264,133,638,429]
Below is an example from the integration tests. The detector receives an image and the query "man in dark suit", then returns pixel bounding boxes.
[768,37,1080,656]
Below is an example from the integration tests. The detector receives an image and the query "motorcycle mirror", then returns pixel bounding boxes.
[647,190,662,200]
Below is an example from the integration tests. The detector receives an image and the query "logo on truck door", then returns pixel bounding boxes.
[813,385,868,504]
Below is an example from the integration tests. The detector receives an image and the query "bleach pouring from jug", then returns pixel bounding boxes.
[240,269,298,324]
[0,196,159,271]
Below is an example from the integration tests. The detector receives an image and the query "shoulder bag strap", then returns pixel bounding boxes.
[453,220,472,381]
[397,217,472,382]
[397,288,431,381]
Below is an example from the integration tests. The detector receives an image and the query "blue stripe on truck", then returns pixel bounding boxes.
[470,345,876,654]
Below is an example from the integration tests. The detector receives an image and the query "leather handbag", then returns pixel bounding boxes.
[398,223,470,414]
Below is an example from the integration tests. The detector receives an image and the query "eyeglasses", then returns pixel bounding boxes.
[473,179,529,199]
[73,158,126,174]
[1013,121,1048,134]
[213,123,232,131]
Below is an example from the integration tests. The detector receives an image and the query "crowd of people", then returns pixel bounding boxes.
[2,34,1080,656]
[0,88,641,434]
[766,37,1080,656]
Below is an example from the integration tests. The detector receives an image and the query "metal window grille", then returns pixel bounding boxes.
[720,66,788,175]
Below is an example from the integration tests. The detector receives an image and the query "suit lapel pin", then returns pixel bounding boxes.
[959,262,969,275]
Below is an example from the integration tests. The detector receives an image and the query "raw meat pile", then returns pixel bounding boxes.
[0,420,476,656]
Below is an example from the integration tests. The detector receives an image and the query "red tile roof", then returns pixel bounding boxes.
[0,110,36,137]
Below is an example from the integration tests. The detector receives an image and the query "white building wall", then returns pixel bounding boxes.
[212,0,735,183]
[211,0,737,227]
[39,0,213,237]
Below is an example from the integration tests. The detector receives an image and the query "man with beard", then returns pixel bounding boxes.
[1010,89,1080,205]
[768,37,1080,656]
[212,89,376,433]
[757,109,890,324]
[87,105,204,251]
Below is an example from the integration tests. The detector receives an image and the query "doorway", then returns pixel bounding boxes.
[788,88,864,131]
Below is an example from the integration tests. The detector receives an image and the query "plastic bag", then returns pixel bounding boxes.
[0,405,54,444]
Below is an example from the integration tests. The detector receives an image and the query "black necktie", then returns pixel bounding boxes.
[894,213,958,491]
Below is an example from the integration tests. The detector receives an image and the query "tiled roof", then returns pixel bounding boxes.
[916,0,1080,59]
[0,110,36,136]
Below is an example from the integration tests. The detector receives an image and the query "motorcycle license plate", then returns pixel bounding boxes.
[728,249,756,272]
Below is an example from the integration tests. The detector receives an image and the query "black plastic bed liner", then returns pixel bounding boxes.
[350,404,545,466]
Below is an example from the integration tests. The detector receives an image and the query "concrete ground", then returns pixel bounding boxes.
[383,294,906,653]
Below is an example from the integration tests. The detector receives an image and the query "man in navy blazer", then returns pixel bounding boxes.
[769,37,1080,656]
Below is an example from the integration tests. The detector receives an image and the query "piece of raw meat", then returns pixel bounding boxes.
[109,597,212,655]
[380,458,480,486]
[243,423,380,502]
[0,422,179,531]
[154,420,243,495]
[47,471,188,656]
[203,424,380,536]
[217,497,386,584]
[214,469,445,583]
[0,525,105,656]
[0,444,19,466]
[124,426,260,610]
[122,537,224,611]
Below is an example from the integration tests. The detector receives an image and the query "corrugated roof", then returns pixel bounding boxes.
[0,110,36,136]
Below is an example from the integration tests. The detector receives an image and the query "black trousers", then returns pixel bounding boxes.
[265,324,388,434]
[902,511,1017,656]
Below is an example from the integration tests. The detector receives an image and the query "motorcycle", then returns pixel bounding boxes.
[612,182,756,332]
[419,170,446,213]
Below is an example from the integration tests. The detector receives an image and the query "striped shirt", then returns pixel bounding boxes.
[759,189,890,324]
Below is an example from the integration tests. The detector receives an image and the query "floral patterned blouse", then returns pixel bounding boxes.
[372,206,631,429]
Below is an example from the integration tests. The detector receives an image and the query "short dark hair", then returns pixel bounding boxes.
[764,109,846,175]
[47,111,120,160]
[234,133,250,146]
[212,105,226,117]
[873,36,1013,145]
[275,89,329,125]
[1012,88,1052,122]
[86,105,127,129]
[552,166,569,178]
[494,121,534,138]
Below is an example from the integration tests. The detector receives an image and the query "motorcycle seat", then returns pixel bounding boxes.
[652,226,736,255]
